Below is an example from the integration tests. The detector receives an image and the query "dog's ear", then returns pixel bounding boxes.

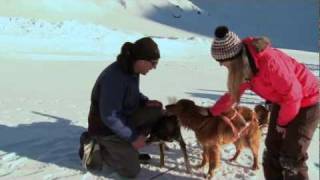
[178,99,196,112]
[254,104,269,114]
[254,104,270,125]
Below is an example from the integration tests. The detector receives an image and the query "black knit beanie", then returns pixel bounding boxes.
[117,37,160,74]
[132,37,160,61]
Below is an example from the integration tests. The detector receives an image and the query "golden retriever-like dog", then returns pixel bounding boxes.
[165,99,269,179]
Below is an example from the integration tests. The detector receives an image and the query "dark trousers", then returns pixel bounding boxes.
[263,103,320,180]
[80,106,163,178]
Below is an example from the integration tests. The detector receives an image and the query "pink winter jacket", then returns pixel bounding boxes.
[210,37,319,126]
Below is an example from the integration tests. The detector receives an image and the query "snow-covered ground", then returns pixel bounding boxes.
[0,0,318,179]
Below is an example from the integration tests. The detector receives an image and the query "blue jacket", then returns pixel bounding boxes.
[88,61,148,141]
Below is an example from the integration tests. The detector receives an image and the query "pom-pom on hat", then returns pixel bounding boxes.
[211,26,243,61]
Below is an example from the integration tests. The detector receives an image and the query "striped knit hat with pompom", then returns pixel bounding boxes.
[211,26,243,61]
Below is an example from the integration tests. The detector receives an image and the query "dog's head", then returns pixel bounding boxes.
[165,99,210,130]
[146,115,181,143]
[254,104,270,126]
[165,99,197,115]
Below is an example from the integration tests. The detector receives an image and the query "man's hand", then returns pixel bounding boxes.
[145,100,163,108]
[132,135,146,150]
[276,125,287,139]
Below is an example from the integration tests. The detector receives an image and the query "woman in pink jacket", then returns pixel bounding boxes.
[209,26,319,180]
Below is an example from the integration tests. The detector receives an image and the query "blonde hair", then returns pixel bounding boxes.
[227,48,252,103]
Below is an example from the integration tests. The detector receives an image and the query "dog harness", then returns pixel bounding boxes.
[221,108,252,141]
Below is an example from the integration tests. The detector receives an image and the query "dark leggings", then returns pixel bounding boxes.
[263,103,319,180]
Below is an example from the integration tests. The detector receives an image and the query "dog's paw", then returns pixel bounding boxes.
[193,164,204,170]
[185,165,192,174]
[205,173,213,180]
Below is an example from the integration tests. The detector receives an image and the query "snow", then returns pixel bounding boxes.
[0,0,318,179]
[0,0,317,51]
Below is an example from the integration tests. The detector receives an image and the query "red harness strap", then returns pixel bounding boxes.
[221,108,252,141]
[221,109,238,133]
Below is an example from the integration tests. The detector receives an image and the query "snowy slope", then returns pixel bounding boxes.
[0,0,317,51]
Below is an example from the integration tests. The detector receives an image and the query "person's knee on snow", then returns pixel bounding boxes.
[117,161,141,178]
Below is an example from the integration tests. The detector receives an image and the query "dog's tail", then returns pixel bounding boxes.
[167,96,177,104]
[254,104,270,128]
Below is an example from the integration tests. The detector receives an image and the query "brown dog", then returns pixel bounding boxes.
[254,104,270,128]
[146,115,191,173]
[165,99,269,179]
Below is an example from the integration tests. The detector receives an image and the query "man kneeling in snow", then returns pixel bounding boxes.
[79,37,163,178]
